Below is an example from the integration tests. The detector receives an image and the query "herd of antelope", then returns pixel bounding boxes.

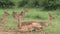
[0,8,55,34]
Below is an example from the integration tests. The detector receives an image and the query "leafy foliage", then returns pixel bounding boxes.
[0,0,15,8]
[0,0,60,10]
[18,0,60,10]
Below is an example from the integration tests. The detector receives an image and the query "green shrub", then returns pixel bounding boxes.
[0,0,15,8]
[43,0,60,10]
[18,0,41,8]
[18,0,28,7]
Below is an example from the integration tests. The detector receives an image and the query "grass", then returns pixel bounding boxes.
[0,8,60,34]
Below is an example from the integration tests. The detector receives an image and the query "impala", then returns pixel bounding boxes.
[12,8,54,32]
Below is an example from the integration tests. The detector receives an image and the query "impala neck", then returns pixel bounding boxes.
[46,15,52,26]
[18,17,22,29]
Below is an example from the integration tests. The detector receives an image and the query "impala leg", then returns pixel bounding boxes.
[33,27,43,32]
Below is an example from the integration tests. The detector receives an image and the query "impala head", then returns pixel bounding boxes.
[12,8,28,19]
[48,13,55,20]
[12,11,22,20]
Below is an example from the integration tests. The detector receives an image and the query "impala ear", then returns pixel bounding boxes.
[12,11,17,18]
[19,11,24,16]
[13,11,17,14]
[19,8,29,16]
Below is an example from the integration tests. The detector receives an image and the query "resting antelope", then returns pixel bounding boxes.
[0,10,9,23]
[12,11,42,32]
[39,13,55,26]
[18,13,54,31]
[30,13,55,31]
[12,8,54,32]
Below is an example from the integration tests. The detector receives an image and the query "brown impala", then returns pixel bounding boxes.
[12,8,54,32]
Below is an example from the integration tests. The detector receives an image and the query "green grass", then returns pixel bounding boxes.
[0,8,60,34]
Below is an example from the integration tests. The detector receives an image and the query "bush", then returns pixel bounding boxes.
[0,0,60,10]
[16,0,60,10]
[0,0,15,8]
[18,0,41,8]
[18,0,28,7]
[43,0,60,10]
